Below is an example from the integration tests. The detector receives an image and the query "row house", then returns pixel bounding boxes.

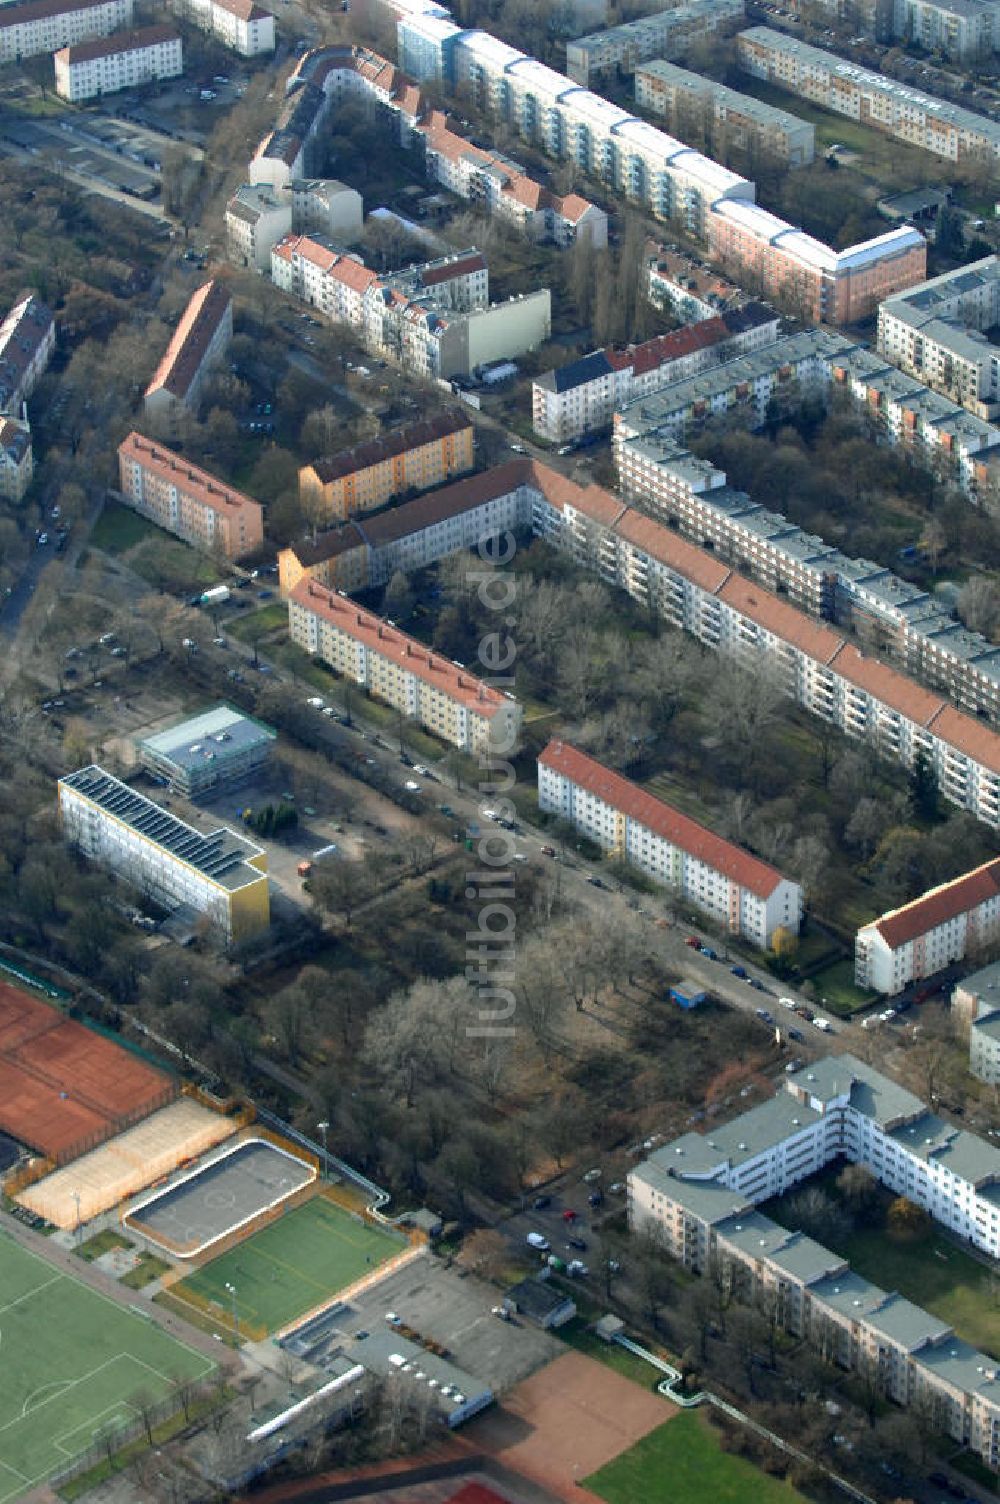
[565,0,746,85]
[143,279,233,423]
[894,0,999,63]
[298,411,474,524]
[284,454,1000,826]
[635,58,815,166]
[53,24,180,101]
[288,579,522,753]
[225,183,293,273]
[0,292,56,415]
[738,27,1000,164]
[537,738,802,947]
[58,766,269,945]
[855,858,1000,995]
[629,1055,1000,1464]
[531,303,781,443]
[0,0,131,63]
[117,431,263,559]
[249,82,333,190]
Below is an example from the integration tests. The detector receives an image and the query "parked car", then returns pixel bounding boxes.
[588,1190,603,1207]
[567,1236,588,1251]
[532,1195,551,1210]
[526,1232,550,1251]
[562,1208,578,1222]
[684,935,701,948]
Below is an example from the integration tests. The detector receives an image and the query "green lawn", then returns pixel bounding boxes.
[0,1232,213,1504]
[807,958,878,1016]
[171,1196,405,1336]
[90,501,160,555]
[75,1229,133,1263]
[127,535,221,593]
[585,1411,806,1504]
[226,603,288,643]
[559,1319,662,1388]
[768,1175,1000,1356]
[120,1252,171,1291]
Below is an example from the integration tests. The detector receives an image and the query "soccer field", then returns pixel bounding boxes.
[173,1195,405,1335]
[0,1233,214,1504]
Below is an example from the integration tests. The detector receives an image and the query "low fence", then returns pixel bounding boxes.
[158,1278,268,1343]
[45,1377,218,1495]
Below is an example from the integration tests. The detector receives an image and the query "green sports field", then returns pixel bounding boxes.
[585,1411,806,1504]
[0,1233,214,1504]
[171,1196,405,1336]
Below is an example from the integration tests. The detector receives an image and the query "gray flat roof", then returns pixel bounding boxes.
[60,765,266,892]
[787,1054,925,1128]
[138,704,276,776]
[889,1110,1000,1186]
[913,1335,1000,1399]
[349,1327,491,1423]
[631,1158,751,1224]
[956,959,1000,1006]
[645,1090,826,1179]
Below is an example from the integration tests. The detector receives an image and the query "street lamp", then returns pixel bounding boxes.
[317,1121,329,1180]
[72,1190,82,1246]
[225,1281,239,1342]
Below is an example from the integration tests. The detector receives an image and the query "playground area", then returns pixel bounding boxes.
[17,1097,238,1229]
[167,1194,407,1338]
[0,1232,213,1504]
[0,980,173,1163]
[124,1138,316,1257]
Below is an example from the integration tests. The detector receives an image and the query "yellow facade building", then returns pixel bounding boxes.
[299,412,473,524]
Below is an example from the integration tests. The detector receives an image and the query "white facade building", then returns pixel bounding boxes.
[630,1055,1000,1466]
[58,765,270,944]
[289,580,522,753]
[855,859,1000,995]
[187,0,273,55]
[878,257,1000,420]
[225,183,293,272]
[538,739,802,947]
[290,178,364,243]
[0,292,55,415]
[53,24,181,100]
[565,0,745,85]
[0,0,132,63]
[635,57,815,166]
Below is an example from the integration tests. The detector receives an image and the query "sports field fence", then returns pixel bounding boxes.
[45,1376,220,1493]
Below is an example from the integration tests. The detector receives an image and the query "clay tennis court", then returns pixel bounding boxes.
[468,1351,674,1504]
[0,980,174,1162]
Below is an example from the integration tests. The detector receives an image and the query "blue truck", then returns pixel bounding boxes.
[669,981,707,1010]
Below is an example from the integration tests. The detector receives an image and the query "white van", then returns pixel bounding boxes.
[814,1017,833,1032]
[526,1232,550,1251]
[779,997,797,1011]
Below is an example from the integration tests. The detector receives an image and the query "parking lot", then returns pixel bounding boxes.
[0,114,164,200]
[333,1258,562,1397]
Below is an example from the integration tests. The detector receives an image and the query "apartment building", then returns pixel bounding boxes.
[298,412,474,524]
[0,417,33,502]
[709,199,925,325]
[187,0,273,55]
[616,436,1000,721]
[532,304,781,443]
[738,27,1000,165]
[614,329,1000,498]
[565,0,745,85]
[952,961,1000,1084]
[630,1055,1000,1465]
[855,859,1000,994]
[53,25,181,100]
[0,292,56,414]
[418,110,607,249]
[290,178,364,243]
[277,460,534,597]
[279,454,1000,828]
[878,258,1000,420]
[143,280,233,421]
[894,0,998,61]
[137,705,276,798]
[58,765,269,944]
[538,739,801,947]
[270,234,550,379]
[250,82,332,189]
[266,36,923,317]
[288,579,523,753]
[225,183,292,272]
[635,58,815,166]
[644,242,750,322]
[118,432,264,559]
[0,0,132,63]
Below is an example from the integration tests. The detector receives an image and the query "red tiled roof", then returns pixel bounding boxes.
[719,575,846,664]
[614,507,731,594]
[829,641,945,728]
[539,739,790,899]
[212,0,271,21]
[868,859,1000,950]
[629,316,730,377]
[119,432,263,525]
[58,24,179,62]
[290,578,513,719]
[145,280,231,403]
[446,1486,514,1504]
